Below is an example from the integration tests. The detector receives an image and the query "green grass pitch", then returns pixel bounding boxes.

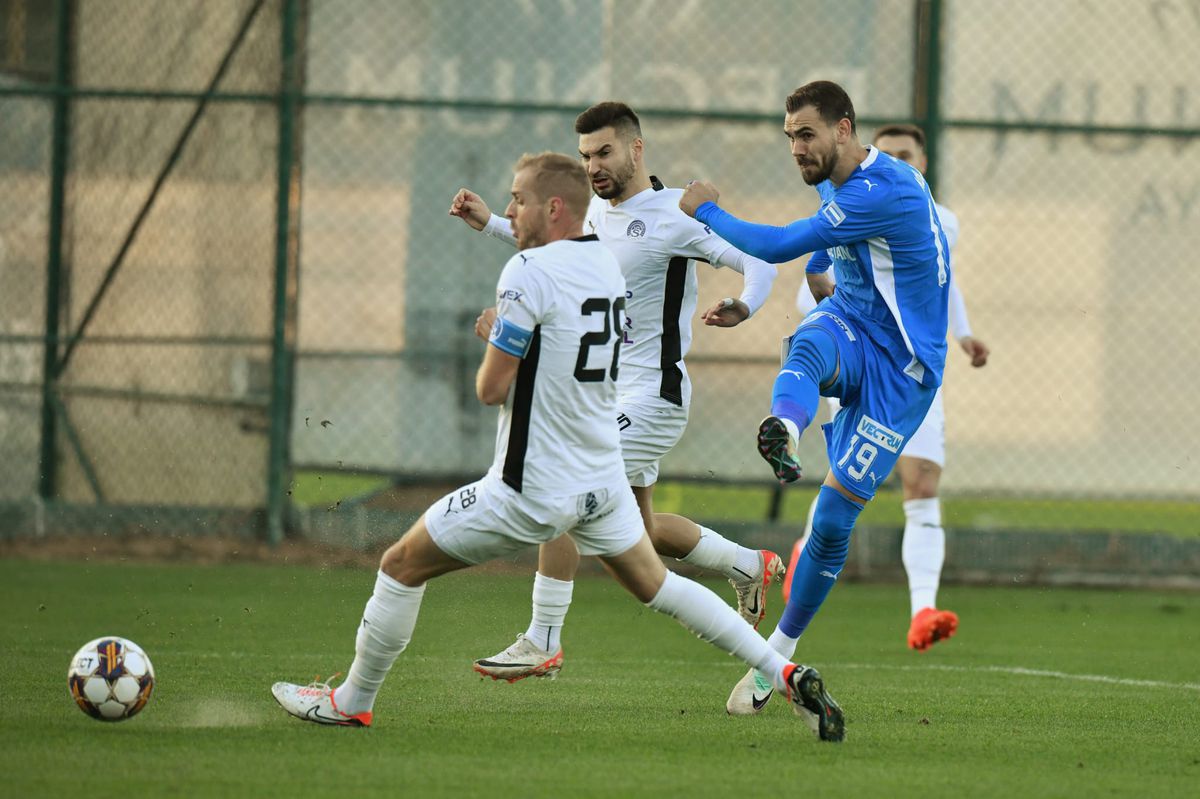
[3,558,1198,797]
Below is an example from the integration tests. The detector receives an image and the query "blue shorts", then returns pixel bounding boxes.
[786,309,936,501]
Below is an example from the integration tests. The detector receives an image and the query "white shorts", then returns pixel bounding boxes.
[826,387,945,467]
[899,386,945,466]
[424,474,644,565]
[617,393,689,488]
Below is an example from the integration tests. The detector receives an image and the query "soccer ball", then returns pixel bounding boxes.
[67,637,156,721]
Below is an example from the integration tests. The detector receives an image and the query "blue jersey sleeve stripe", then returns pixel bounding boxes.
[489,316,534,358]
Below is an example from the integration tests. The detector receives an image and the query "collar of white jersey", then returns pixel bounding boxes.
[607,176,666,210]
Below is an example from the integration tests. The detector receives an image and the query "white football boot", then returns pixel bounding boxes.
[731,550,786,628]
[271,679,372,727]
[473,634,563,683]
[726,667,776,716]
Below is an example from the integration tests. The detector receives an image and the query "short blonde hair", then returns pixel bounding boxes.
[514,152,592,220]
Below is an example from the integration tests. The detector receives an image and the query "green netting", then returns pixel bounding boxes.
[1,0,1196,541]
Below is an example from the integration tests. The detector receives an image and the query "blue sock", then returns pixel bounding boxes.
[778,486,864,639]
[772,327,838,434]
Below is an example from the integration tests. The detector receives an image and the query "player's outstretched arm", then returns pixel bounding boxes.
[680,181,830,265]
[448,188,491,231]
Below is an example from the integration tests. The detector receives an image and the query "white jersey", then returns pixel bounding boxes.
[486,235,628,497]
[484,178,775,408]
[582,180,740,407]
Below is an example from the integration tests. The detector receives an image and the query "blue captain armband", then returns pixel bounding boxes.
[489,316,534,357]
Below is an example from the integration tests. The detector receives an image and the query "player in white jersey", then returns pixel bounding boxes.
[450,102,786,682]
[787,123,991,651]
[271,152,845,742]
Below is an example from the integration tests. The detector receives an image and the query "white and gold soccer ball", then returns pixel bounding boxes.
[68,637,156,721]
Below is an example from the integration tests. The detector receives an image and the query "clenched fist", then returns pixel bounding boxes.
[449,188,492,231]
[679,179,720,218]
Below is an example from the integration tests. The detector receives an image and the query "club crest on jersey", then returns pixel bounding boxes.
[856,415,904,453]
[626,220,647,238]
[822,201,846,227]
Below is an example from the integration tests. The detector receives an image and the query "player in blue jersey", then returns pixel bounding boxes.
[789,123,992,653]
[679,80,951,713]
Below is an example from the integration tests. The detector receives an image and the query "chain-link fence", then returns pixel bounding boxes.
[2,0,1197,545]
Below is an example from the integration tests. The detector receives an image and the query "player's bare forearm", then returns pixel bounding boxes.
[807,272,835,302]
[475,345,520,405]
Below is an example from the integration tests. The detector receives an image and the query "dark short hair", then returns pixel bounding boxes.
[785,81,856,134]
[574,101,642,140]
[873,123,926,149]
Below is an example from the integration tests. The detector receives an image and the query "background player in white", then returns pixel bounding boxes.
[271,152,844,742]
[788,124,991,651]
[450,102,786,681]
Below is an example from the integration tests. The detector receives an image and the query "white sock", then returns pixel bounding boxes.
[781,417,801,443]
[334,570,426,716]
[902,497,945,617]
[524,572,573,652]
[680,526,762,583]
[646,570,791,693]
[767,626,800,659]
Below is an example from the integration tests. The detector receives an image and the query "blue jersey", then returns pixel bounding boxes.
[695,147,950,387]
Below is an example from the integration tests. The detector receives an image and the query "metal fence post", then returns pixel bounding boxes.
[266,0,305,545]
[38,0,72,501]
[914,0,944,194]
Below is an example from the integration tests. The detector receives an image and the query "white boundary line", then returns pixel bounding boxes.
[833,662,1200,692]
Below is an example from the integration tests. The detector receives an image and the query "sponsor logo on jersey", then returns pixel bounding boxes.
[861,178,877,192]
[856,415,904,453]
[821,201,846,227]
[626,219,647,238]
[497,289,524,302]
